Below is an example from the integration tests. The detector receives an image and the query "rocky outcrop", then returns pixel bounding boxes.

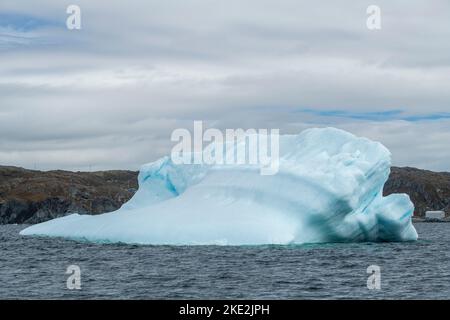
[0,166,138,224]
[384,167,450,217]
[0,165,448,224]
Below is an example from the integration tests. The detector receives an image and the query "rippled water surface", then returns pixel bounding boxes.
[1,223,449,299]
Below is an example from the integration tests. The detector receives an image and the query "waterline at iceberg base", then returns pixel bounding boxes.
[20,128,418,245]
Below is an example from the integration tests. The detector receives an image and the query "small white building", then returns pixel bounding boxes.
[425,211,445,220]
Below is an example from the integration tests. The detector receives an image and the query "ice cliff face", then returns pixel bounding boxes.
[20,128,418,245]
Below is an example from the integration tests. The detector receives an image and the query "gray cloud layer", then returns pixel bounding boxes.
[0,0,449,171]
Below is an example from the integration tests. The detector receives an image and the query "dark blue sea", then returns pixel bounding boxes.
[0,223,449,299]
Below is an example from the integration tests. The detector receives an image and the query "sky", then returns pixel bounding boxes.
[0,0,449,172]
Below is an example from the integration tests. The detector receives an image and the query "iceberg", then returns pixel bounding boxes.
[20,128,418,245]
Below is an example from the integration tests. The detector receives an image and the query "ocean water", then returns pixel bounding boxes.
[0,223,449,299]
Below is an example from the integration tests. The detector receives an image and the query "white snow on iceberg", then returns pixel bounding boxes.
[20,128,418,245]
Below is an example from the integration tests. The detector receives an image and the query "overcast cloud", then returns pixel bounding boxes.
[0,0,449,171]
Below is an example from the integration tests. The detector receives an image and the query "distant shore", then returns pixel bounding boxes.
[413,217,450,223]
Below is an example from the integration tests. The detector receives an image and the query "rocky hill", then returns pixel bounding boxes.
[0,166,138,224]
[384,166,450,218]
[0,165,448,224]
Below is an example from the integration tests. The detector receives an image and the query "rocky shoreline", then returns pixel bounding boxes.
[412,217,450,223]
[1,165,449,225]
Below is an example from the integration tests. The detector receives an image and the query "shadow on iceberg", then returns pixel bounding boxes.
[20,127,418,245]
